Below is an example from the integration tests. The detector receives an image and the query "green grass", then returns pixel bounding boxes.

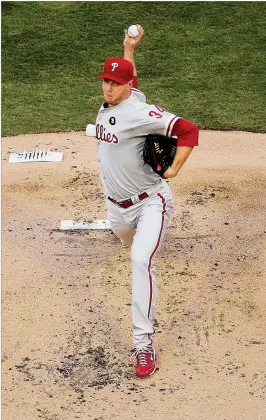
[2,1,266,135]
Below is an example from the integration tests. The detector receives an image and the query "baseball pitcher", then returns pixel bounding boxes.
[95,25,199,378]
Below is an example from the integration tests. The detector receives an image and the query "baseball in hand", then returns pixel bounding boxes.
[127,24,140,38]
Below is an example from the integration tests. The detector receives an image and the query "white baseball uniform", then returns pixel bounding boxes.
[96,88,180,350]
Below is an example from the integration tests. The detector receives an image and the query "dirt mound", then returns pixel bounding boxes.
[2,130,266,420]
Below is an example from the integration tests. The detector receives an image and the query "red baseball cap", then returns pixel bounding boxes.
[98,57,134,84]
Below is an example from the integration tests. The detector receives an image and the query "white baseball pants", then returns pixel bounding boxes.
[106,181,173,350]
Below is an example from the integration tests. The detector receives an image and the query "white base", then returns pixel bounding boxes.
[59,219,111,230]
[9,149,63,163]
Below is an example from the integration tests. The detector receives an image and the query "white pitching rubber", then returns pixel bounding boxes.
[59,219,111,230]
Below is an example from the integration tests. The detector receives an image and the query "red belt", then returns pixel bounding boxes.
[108,192,149,209]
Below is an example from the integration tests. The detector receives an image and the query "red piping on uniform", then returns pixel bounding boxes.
[147,193,166,321]
[166,116,178,137]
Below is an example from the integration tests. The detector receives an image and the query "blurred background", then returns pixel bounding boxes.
[2,1,265,135]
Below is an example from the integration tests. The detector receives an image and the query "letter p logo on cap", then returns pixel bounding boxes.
[111,62,119,72]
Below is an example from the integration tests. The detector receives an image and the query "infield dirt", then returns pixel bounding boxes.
[2,130,266,420]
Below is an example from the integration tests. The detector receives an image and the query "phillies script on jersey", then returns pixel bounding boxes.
[96,123,119,144]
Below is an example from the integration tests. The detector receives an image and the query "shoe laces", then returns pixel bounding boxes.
[132,347,154,366]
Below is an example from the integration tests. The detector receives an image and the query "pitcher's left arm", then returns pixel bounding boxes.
[163,119,199,178]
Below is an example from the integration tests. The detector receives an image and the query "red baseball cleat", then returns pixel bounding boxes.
[134,346,156,378]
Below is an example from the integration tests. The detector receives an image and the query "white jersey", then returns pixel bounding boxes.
[96,89,180,201]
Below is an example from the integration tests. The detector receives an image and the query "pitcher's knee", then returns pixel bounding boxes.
[112,227,135,247]
[121,238,133,247]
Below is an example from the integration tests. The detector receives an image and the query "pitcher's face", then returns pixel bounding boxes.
[102,79,132,106]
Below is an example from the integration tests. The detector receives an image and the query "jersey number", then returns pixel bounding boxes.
[149,110,163,119]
